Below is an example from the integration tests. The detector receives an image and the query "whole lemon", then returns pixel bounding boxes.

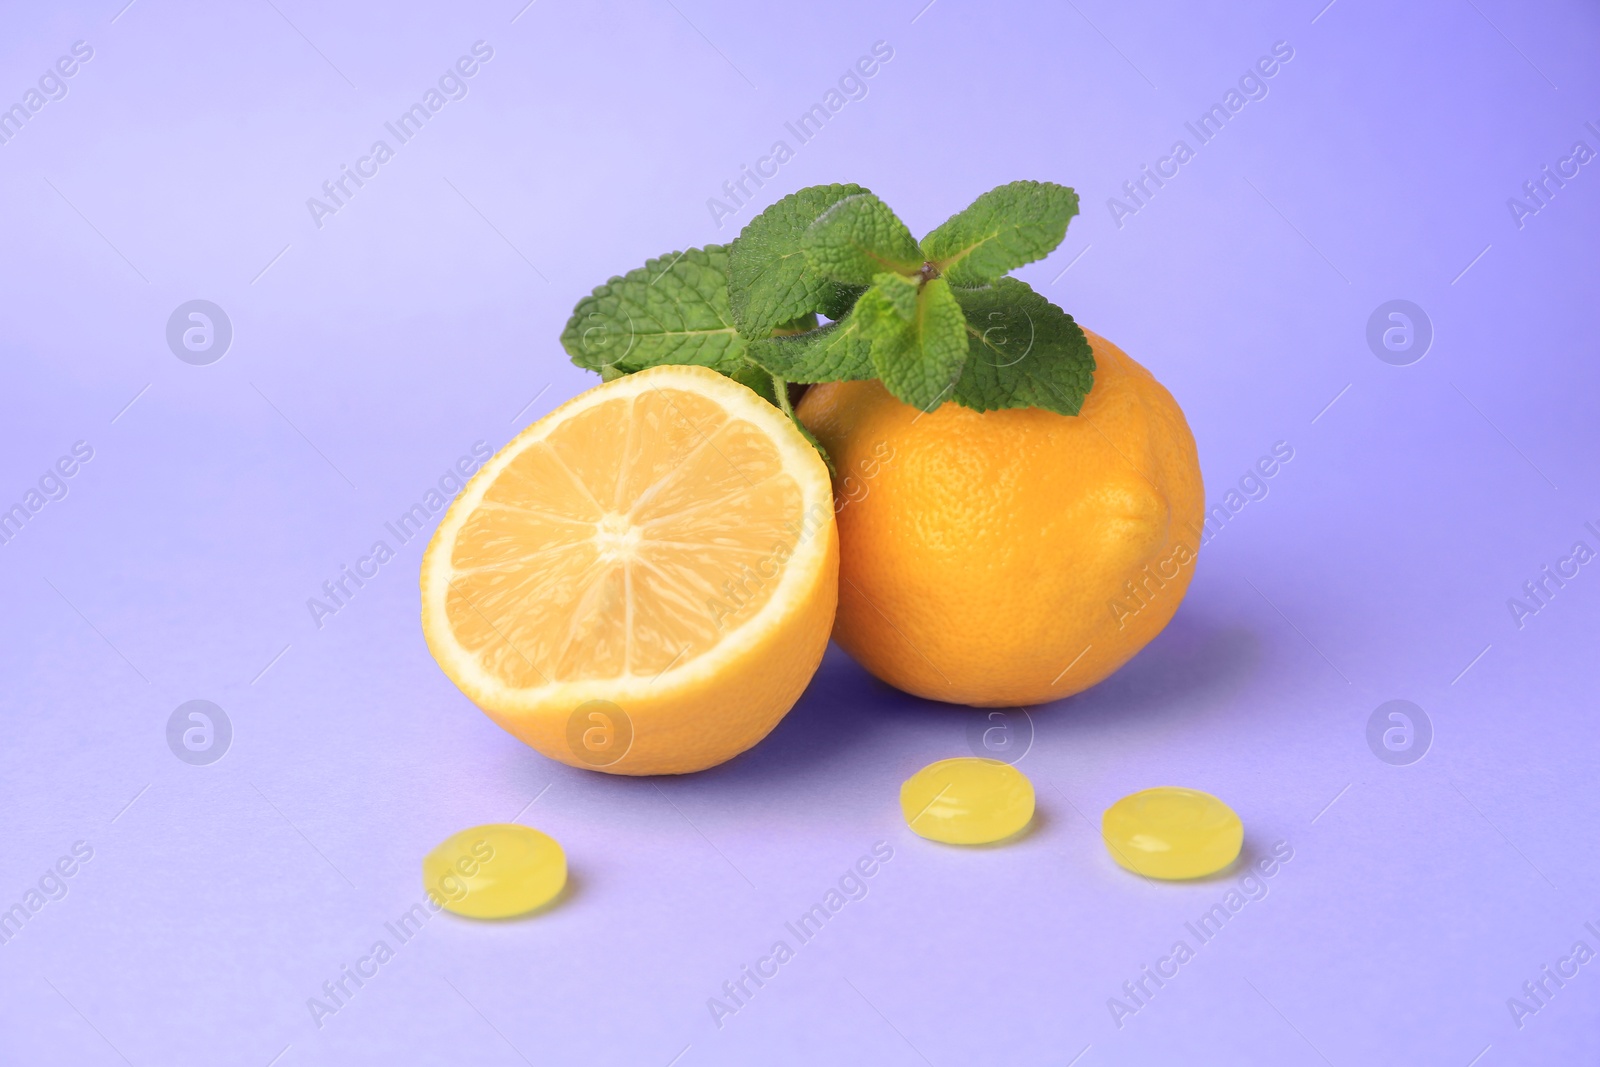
[797,329,1203,707]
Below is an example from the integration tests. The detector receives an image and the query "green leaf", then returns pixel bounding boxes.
[817,282,869,322]
[803,192,924,286]
[726,184,866,337]
[726,359,780,404]
[920,181,1080,286]
[859,271,919,324]
[771,313,819,336]
[909,278,971,408]
[950,278,1095,414]
[858,275,970,411]
[560,184,1096,426]
[560,246,744,375]
[746,308,875,383]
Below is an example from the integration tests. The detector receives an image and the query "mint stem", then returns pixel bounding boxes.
[771,372,834,475]
[771,374,796,421]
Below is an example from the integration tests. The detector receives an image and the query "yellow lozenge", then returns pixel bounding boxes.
[422,823,566,919]
[1101,787,1242,880]
[900,758,1035,844]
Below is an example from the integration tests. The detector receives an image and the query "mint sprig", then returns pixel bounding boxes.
[560,245,745,377]
[921,181,1081,286]
[802,192,924,285]
[950,278,1094,413]
[559,180,1094,458]
[854,274,970,410]
[726,183,866,337]
[747,310,874,383]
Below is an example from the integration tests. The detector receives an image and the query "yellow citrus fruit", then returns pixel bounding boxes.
[421,364,838,775]
[797,328,1202,707]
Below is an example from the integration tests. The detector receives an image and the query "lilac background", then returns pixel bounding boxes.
[2,0,1598,1063]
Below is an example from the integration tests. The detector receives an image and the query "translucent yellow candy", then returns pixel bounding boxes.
[900,758,1035,844]
[1101,787,1242,880]
[422,823,566,919]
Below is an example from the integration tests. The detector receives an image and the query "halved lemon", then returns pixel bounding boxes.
[421,365,838,775]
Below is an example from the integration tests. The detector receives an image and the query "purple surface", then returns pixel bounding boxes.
[2,1,1598,1064]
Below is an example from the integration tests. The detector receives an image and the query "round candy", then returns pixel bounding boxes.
[900,758,1035,844]
[1101,787,1242,880]
[422,823,566,918]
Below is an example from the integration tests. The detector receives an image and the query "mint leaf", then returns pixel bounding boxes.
[803,192,923,286]
[726,359,780,404]
[727,184,866,337]
[746,309,875,383]
[950,278,1094,414]
[920,181,1079,286]
[909,278,970,408]
[565,181,1097,430]
[772,313,820,335]
[561,246,744,374]
[860,270,919,323]
[818,282,868,321]
[858,275,969,410]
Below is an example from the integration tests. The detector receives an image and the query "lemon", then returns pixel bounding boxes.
[421,365,838,775]
[798,328,1203,707]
